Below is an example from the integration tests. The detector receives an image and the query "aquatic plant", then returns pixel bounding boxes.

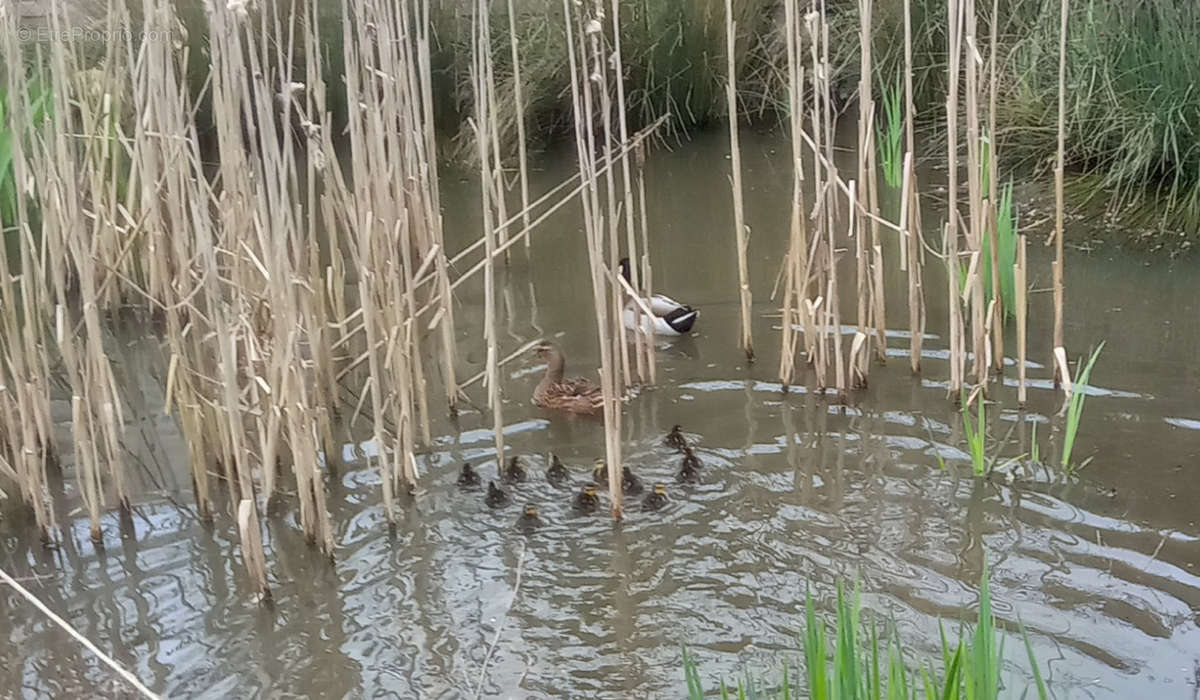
[980,181,1018,318]
[1061,343,1105,472]
[962,393,989,477]
[683,568,1050,699]
[876,74,903,189]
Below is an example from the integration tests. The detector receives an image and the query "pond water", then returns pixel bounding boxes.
[2,129,1199,699]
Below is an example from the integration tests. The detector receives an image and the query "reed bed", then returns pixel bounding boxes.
[0,0,1091,603]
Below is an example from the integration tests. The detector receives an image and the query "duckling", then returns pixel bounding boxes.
[573,483,600,513]
[643,482,669,511]
[619,258,698,336]
[621,466,644,495]
[457,462,481,487]
[485,480,510,508]
[546,453,570,487]
[678,448,701,483]
[517,503,541,532]
[532,341,604,415]
[664,424,689,452]
[502,455,527,483]
[592,457,609,486]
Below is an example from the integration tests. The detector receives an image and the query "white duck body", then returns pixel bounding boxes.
[618,258,698,336]
[622,295,698,336]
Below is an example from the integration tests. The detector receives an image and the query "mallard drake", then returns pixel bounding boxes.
[619,258,698,336]
[664,424,689,452]
[457,462,481,487]
[485,481,510,508]
[643,482,669,511]
[621,466,644,495]
[592,457,609,487]
[546,453,570,487]
[532,341,604,415]
[573,483,600,513]
[503,455,527,483]
[517,503,541,531]
[678,449,701,484]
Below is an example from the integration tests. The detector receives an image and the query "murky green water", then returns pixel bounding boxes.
[3,129,1200,698]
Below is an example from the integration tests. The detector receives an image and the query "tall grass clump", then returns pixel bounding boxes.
[683,569,1049,699]
[0,70,52,237]
[962,393,989,477]
[1060,343,1104,472]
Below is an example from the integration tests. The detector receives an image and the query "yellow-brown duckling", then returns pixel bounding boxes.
[574,483,600,513]
[486,480,510,508]
[503,455,527,484]
[457,462,481,487]
[591,458,609,486]
[517,503,541,532]
[664,424,689,452]
[678,448,701,484]
[546,453,570,487]
[643,482,669,511]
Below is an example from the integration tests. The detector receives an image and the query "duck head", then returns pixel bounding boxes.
[523,504,539,518]
[653,482,667,496]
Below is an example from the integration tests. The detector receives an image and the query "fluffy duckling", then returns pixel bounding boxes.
[573,483,600,513]
[502,455,527,484]
[546,453,570,487]
[517,504,541,532]
[592,457,609,486]
[457,462,481,487]
[485,481,510,508]
[643,482,669,511]
[621,466,644,496]
[678,448,701,484]
[664,424,689,452]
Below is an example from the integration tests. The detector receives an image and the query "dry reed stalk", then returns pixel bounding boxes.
[1052,0,1068,388]
[860,0,887,367]
[987,0,1003,371]
[806,3,829,389]
[778,0,809,386]
[1016,234,1028,405]
[725,0,754,361]
[853,0,871,386]
[963,0,988,387]
[564,0,623,516]
[475,0,507,472]
[634,144,658,385]
[945,0,965,397]
[504,0,532,253]
[584,4,632,395]
[609,0,652,385]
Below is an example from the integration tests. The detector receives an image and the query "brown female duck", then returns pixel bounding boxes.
[532,341,604,415]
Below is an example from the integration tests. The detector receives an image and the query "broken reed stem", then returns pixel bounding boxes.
[1053,0,1068,386]
[725,0,754,361]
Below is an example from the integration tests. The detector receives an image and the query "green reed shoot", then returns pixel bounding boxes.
[685,567,1049,699]
[876,74,903,188]
[1061,343,1105,472]
[981,182,1018,318]
[962,393,988,477]
[0,72,53,235]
